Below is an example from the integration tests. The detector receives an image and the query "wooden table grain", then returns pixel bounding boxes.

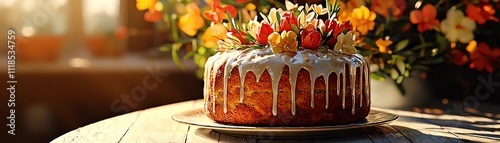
[52,99,500,143]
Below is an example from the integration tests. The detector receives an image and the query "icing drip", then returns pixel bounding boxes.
[342,70,346,109]
[359,63,364,107]
[351,64,356,114]
[239,66,247,103]
[325,74,329,109]
[310,74,316,108]
[203,48,370,116]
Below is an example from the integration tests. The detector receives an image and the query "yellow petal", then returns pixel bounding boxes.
[268,32,281,46]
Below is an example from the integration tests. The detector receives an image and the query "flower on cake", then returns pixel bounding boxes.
[301,28,322,50]
[279,12,299,32]
[268,31,298,53]
[256,22,274,45]
[334,32,357,55]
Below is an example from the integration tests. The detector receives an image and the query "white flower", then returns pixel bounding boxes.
[440,6,476,43]
[334,32,357,55]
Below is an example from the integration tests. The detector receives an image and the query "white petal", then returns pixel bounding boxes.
[457,31,474,44]
[440,19,449,33]
[460,18,476,31]
[445,28,458,42]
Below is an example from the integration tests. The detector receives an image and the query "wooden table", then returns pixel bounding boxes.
[52,99,500,143]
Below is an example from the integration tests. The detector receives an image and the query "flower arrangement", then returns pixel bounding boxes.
[136,0,500,94]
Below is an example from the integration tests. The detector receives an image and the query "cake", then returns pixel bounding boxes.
[202,1,370,126]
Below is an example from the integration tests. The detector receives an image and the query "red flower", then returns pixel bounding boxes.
[256,22,273,45]
[279,12,298,32]
[301,29,322,49]
[470,42,500,73]
[144,10,163,22]
[410,4,440,33]
[466,3,499,25]
[324,20,352,47]
[203,0,237,23]
[230,30,247,44]
[450,50,468,66]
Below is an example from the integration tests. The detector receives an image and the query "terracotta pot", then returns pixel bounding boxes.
[17,36,62,62]
[86,36,125,57]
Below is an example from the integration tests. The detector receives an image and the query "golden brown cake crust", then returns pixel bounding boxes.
[204,63,370,126]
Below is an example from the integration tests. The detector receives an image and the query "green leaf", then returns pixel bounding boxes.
[411,42,435,51]
[159,44,173,52]
[375,24,385,37]
[371,72,385,81]
[226,10,234,30]
[390,69,399,80]
[394,39,409,52]
[183,51,195,60]
[396,60,405,74]
[396,76,403,84]
[172,43,185,70]
[291,24,300,34]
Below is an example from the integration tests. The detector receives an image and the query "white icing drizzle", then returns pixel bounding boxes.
[203,48,369,116]
[325,74,330,109]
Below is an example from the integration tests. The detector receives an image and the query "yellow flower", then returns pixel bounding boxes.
[334,32,357,55]
[268,31,298,53]
[136,0,158,11]
[375,38,393,53]
[178,3,205,36]
[311,4,328,15]
[351,6,376,35]
[202,23,228,48]
[331,0,365,23]
[440,7,476,43]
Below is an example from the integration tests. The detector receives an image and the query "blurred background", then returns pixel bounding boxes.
[0,0,204,142]
[0,0,499,143]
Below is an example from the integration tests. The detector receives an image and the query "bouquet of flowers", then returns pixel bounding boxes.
[136,0,500,94]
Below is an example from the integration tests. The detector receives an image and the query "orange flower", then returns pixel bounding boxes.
[351,6,376,35]
[203,0,237,23]
[178,3,205,36]
[136,0,157,12]
[470,42,500,73]
[330,0,365,23]
[466,3,499,25]
[410,4,440,33]
[375,38,393,53]
[370,0,407,19]
[202,23,228,47]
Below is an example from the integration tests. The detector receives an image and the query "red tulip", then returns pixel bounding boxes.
[230,30,247,44]
[256,23,274,45]
[301,29,322,50]
[325,20,352,48]
[279,12,298,32]
[325,19,352,37]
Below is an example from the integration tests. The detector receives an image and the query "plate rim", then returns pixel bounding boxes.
[172,108,398,132]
